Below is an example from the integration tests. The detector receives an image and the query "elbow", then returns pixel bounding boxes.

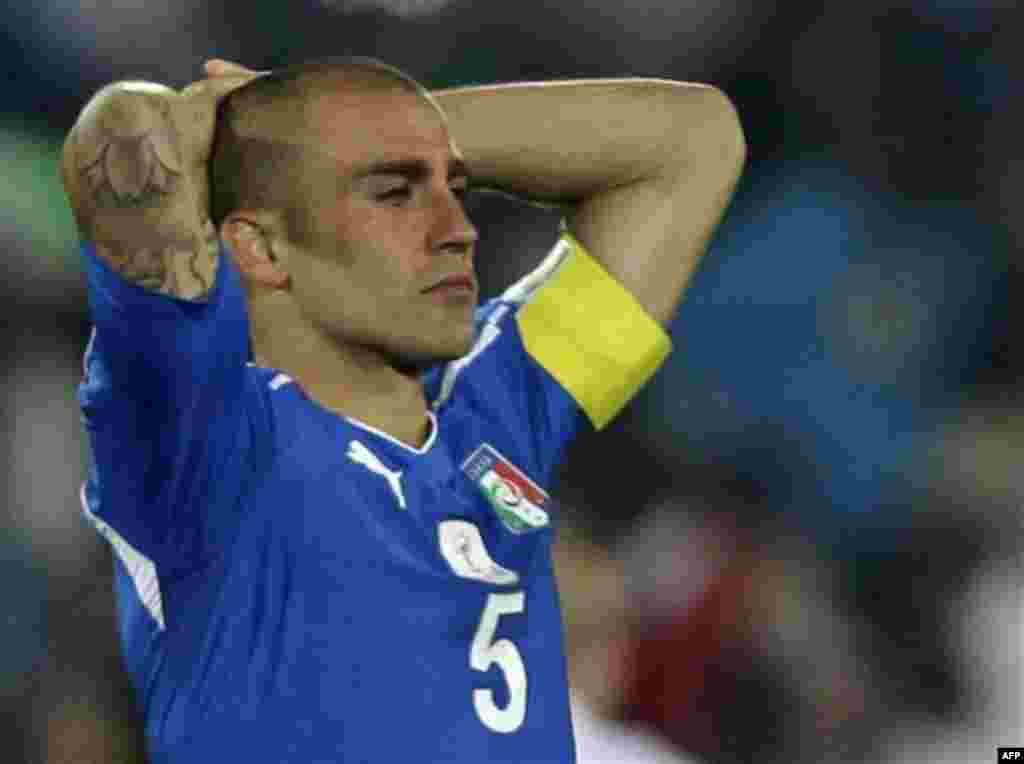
[663,82,747,177]
[696,86,747,175]
[713,88,748,173]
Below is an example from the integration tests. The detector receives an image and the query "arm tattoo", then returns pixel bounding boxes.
[96,220,219,301]
[78,123,182,209]
[70,93,218,300]
[75,99,184,209]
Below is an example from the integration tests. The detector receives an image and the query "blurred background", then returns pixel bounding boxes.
[1,0,1021,761]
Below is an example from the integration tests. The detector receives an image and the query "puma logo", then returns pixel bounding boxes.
[346,440,407,510]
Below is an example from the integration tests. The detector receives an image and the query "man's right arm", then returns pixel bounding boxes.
[68,75,259,576]
[62,81,218,300]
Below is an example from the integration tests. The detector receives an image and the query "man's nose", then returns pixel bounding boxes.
[432,189,478,254]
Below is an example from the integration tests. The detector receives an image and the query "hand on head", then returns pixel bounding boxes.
[204,59,263,79]
[172,60,265,172]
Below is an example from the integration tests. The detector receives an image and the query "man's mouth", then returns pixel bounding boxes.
[423,274,476,294]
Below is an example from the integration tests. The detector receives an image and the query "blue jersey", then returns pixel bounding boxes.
[78,231,670,764]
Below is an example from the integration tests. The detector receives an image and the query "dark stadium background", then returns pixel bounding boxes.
[1,1,1020,762]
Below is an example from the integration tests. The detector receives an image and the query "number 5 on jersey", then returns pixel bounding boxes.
[470,592,526,733]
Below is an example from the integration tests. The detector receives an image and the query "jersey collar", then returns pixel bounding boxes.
[344,410,439,456]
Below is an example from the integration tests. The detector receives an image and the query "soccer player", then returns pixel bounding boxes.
[61,56,745,762]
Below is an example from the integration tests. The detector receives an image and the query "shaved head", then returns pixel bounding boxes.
[210,55,478,380]
[209,57,433,244]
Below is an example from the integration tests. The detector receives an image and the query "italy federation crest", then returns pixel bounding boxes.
[461,444,550,533]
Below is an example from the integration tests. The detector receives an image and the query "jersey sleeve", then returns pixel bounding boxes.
[430,229,672,485]
[78,242,253,575]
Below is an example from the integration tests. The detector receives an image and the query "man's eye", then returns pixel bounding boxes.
[377,187,411,203]
[451,185,469,202]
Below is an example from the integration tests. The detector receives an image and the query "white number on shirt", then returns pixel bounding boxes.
[470,591,527,733]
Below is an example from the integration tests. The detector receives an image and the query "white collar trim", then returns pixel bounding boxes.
[344,410,438,456]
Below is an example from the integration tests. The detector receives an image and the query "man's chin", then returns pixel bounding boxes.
[393,336,475,374]
[426,339,475,367]
[432,326,477,362]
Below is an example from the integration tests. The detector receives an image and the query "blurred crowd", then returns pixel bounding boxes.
[2,1,1021,762]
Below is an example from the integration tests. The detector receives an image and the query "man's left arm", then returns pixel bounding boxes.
[433,78,746,326]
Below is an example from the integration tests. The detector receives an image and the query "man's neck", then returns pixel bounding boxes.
[254,322,432,450]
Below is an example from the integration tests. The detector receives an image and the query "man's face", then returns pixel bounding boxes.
[284,87,479,368]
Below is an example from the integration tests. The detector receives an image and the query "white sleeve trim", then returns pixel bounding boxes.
[432,311,505,411]
[80,482,166,630]
[82,326,97,379]
[499,238,571,306]
[431,238,571,411]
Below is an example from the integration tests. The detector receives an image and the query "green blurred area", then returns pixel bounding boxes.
[0,115,79,270]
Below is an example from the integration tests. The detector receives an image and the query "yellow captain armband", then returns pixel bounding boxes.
[515,229,673,430]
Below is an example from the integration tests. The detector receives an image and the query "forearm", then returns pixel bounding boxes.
[436,78,745,326]
[433,78,741,204]
[62,83,217,300]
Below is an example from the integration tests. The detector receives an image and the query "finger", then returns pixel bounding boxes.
[181,74,256,103]
[204,59,261,78]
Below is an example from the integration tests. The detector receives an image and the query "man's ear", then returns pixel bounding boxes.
[219,213,291,289]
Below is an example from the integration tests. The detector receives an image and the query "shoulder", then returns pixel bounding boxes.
[424,236,573,407]
[429,231,672,430]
